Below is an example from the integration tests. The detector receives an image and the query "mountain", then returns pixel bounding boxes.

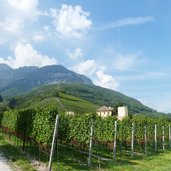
[0,64,38,89]
[0,63,12,71]
[0,64,93,97]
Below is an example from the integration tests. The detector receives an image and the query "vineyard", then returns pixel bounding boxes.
[0,106,171,170]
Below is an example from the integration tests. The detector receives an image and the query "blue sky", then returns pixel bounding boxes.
[0,0,171,113]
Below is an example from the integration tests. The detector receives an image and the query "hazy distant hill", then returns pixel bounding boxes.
[0,64,37,89]
[0,64,93,97]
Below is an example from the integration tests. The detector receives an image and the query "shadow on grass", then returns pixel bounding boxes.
[50,144,140,171]
[0,135,36,171]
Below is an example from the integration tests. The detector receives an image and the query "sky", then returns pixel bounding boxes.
[0,0,171,113]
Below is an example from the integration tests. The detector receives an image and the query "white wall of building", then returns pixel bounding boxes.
[118,106,128,120]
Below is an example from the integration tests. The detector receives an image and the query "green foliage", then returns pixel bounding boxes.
[0,101,9,113]
[8,98,17,109]
[2,110,18,132]
[1,107,171,149]
[117,118,132,142]
[32,107,58,144]
[94,116,116,141]
[1,107,58,145]
[69,114,92,144]
[1,109,34,137]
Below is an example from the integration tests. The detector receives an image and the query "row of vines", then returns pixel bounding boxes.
[0,107,171,161]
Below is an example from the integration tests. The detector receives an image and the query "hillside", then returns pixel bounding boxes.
[7,83,155,115]
[8,85,99,114]
[56,83,154,114]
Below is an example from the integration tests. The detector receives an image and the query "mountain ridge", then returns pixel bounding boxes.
[0,64,93,97]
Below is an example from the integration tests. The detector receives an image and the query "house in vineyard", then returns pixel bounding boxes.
[96,106,114,117]
[66,111,75,115]
[96,105,128,120]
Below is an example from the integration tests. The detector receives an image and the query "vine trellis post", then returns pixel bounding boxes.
[48,114,59,171]
[154,124,157,152]
[131,123,135,158]
[113,121,117,162]
[162,126,165,151]
[169,125,171,148]
[144,125,147,156]
[88,119,94,167]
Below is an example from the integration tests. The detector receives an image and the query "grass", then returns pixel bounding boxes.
[0,133,36,171]
[53,150,171,171]
[1,132,171,171]
[50,142,171,171]
[108,151,171,171]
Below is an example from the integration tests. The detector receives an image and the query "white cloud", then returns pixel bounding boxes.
[0,0,42,39]
[98,16,154,30]
[50,4,92,38]
[67,48,83,59]
[95,70,119,90]
[32,32,46,42]
[0,42,57,68]
[71,59,120,90]
[114,53,139,70]
[71,60,96,76]
[0,17,23,33]
[7,0,39,18]
[38,10,49,17]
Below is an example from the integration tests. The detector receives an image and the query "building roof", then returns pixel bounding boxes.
[96,106,114,112]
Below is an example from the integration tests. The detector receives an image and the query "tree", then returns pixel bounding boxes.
[0,95,3,102]
[8,98,17,109]
[0,102,8,113]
